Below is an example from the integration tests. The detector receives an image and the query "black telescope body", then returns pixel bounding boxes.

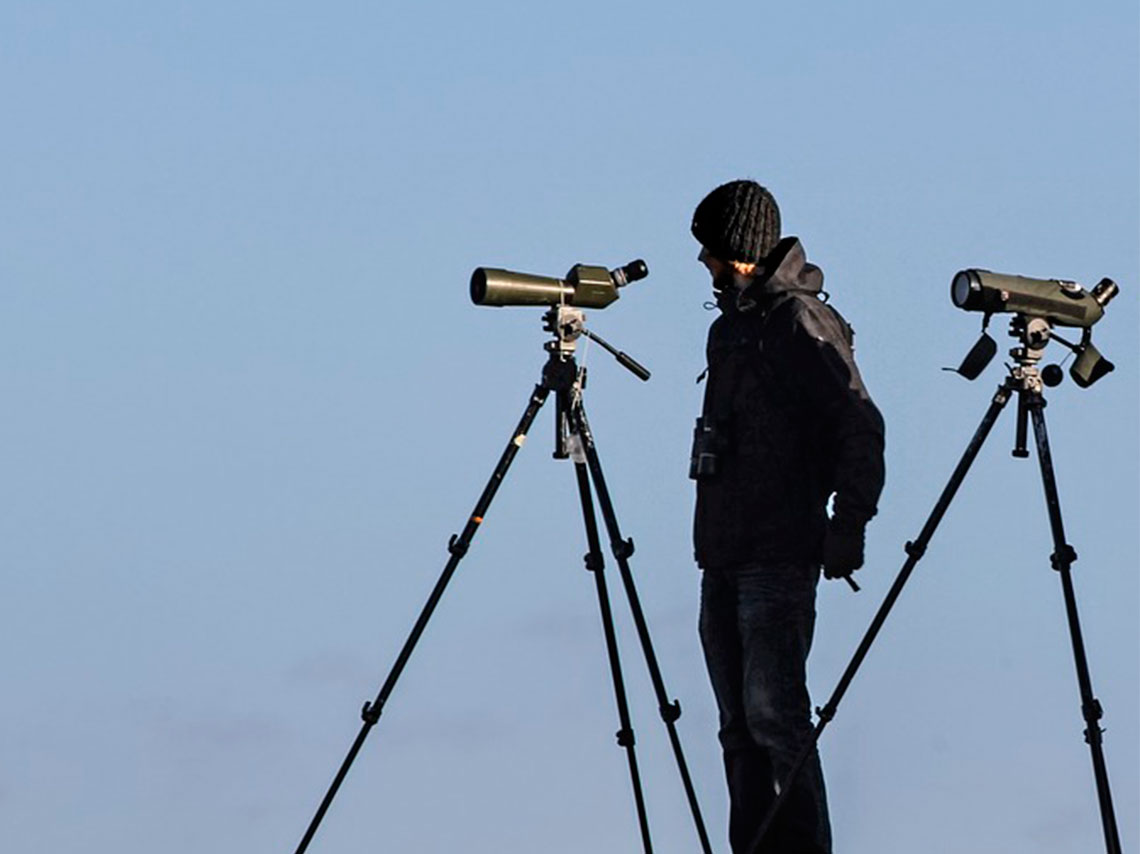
[951,269,1118,328]
[471,260,648,309]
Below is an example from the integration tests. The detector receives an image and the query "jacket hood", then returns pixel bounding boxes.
[715,236,823,313]
[756,236,824,297]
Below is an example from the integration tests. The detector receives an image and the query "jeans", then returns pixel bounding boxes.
[700,562,832,854]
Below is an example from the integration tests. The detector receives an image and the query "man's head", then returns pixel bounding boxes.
[691,180,781,282]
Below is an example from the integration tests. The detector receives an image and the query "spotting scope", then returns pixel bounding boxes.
[951,269,1118,328]
[471,260,648,308]
[950,268,1122,388]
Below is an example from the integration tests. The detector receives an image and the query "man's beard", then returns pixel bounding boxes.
[712,270,737,294]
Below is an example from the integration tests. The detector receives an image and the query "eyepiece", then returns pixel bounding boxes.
[612,259,648,287]
[1091,277,1119,308]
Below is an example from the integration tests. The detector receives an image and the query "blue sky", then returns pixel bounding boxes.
[1,2,1136,852]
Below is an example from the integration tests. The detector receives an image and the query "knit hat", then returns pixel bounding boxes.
[691,180,781,265]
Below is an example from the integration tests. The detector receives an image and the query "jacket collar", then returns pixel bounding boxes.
[714,236,824,315]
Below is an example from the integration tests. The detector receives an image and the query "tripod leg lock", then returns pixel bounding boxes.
[448,534,469,558]
[615,728,635,748]
[815,703,836,724]
[1050,544,1077,571]
[904,540,926,559]
[583,552,604,573]
[1080,700,1105,745]
[659,700,682,723]
[613,538,635,560]
[361,699,384,725]
[1083,698,1104,724]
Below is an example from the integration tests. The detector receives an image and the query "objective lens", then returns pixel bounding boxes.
[951,271,977,308]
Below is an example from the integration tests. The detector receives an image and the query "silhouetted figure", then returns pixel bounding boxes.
[689,180,885,854]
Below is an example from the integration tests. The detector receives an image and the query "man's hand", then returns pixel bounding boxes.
[823,520,865,581]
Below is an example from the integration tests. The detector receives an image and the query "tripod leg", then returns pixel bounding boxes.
[570,401,715,854]
[293,383,551,854]
[1027,395,1122,854]
[571,455,654,854]
[753,381,1015,852]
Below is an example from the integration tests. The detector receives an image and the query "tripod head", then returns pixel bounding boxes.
[541,306,651,382]
[536,305,651,461]
[949,311,1116,391]
[1008,315,1054,393]
[944,308,1118,458]
[543,305,587,359]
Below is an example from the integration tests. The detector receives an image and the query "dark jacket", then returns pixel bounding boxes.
[692,237,885,570]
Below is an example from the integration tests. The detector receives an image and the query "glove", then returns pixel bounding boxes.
[823,519,865,580]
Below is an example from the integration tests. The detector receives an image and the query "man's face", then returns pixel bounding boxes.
[698,247,727,279]
[698,247,738,293]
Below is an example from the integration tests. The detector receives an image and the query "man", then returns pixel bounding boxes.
[689,180,885,853]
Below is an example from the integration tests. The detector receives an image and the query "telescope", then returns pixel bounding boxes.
[471,259,648,308]
[760,268,1130,854]
[951,269,1118,328]
[293,256,712,854]
[949,269,1121,388]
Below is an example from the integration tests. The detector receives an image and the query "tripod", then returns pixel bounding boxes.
[754,315,1122,853]
[294,306,712,854]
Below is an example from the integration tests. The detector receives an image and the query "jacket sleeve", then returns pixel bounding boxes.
[780,298,886,529]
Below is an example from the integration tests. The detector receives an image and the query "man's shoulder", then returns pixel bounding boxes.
[768,292,852,346]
